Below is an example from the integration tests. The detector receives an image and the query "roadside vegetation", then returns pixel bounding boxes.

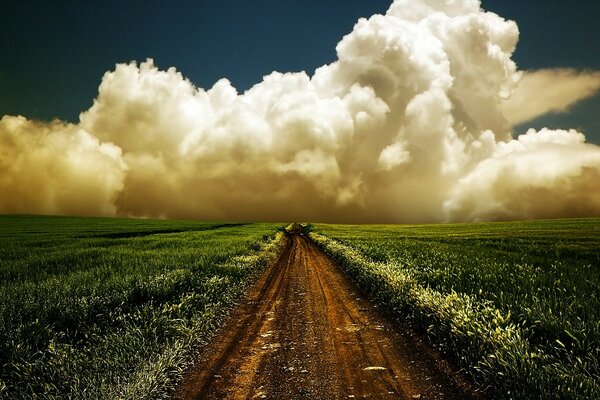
[0,215,284,399]
[311,219,600,399]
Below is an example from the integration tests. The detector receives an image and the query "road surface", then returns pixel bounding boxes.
[174,233,479,399]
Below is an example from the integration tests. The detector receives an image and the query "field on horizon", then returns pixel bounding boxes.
[1,215,599,399]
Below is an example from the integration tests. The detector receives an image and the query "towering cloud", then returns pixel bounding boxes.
[2,0,600,222]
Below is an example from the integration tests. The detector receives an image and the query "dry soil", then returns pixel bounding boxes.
[174,233,480,399]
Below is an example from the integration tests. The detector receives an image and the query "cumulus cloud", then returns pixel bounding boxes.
[1,0,600,222]
[444,128,600,221]
[0,116,125,216]
[502,69,600,126]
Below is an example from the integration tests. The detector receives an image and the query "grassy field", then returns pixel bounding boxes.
[0,215,284,399]
[310,219,600,399]
[3,216,598,399]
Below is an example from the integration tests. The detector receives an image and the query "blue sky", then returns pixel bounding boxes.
[1,0,599,141]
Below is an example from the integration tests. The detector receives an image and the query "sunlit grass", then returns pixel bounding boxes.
[311,219,600,399]
[0,215,284,399]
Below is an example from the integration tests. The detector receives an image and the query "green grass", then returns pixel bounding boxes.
[0,215,284,399]
[3,216,598,398]
[311,219,600,399]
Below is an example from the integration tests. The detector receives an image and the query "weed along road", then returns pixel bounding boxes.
[174,233,478,400]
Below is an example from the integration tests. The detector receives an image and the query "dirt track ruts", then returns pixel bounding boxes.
[173,233,480,399]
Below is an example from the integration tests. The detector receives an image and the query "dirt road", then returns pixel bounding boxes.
[174,234,479,399]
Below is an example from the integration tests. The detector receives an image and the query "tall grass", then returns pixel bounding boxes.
[311,219,600,399]
[0,215,284,399]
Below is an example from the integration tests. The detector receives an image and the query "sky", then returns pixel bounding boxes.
[483,1,600,141]
[1,0,600,223]
[2,1,393,121]
[2,1,599,141]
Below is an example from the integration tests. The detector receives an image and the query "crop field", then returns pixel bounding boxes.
[2,216,598,399]
[310,219,600,399]
[0,215,283,399]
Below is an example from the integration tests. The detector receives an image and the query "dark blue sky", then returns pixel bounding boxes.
[1,1,599,141]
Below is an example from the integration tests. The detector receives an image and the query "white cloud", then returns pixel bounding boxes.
[1,0,600,222]
[0,116,125,216]
[502,69,600,126]
[444,129,600,221]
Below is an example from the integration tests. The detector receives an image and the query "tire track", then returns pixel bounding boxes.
[173,233,480,399]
